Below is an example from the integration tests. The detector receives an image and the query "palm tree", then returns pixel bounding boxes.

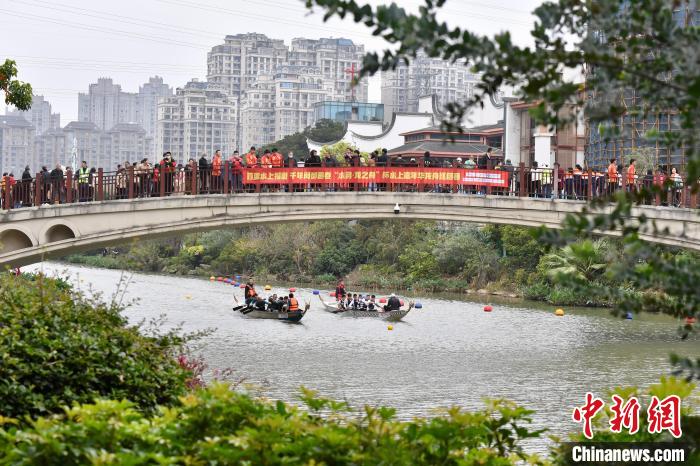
[541,240,609,283]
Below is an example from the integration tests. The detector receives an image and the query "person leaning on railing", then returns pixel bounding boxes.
[670,167,683,206]
[115,165,127,200]
[607,158,618,194]
[627,159,637,193]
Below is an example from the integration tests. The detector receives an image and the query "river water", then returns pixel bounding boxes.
[28,262,699,446]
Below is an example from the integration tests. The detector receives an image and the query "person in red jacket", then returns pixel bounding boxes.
[151,164,160,196]
[160,152,176,195]
[335,280,347,301]
[229,150,243,193]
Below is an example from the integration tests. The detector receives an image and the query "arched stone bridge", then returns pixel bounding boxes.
[1,192,699,267]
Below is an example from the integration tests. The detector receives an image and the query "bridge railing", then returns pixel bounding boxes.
[1,162,697,210]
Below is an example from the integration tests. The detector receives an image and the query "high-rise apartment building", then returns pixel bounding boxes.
[207,33,288,97]
[288,38,367,102]
[157,80,237,162]
[78,78,137,131]
[381,51,483,122]
[240,65,345,150]
[7,95,60,136]
[105,123,153,167]
[137,77,172,153]
[78,77,171,154]
[0,115,34,175]
[207,34,367,149]
[33,121,152,171]
[33,128,65,169]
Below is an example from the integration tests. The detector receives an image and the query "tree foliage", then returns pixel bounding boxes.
[262,119,345,157]
[0,384,545,465]
[0,273,190,420]
[0,59,32,110]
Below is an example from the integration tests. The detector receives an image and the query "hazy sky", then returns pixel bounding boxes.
[1,0,543,122]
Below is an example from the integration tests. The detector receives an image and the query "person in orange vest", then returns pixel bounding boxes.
[245,146,258,167]
[244,279,258,305]
[211,150,223,193]
[607,158,618,194]
[229,150,243,193]
[270,148,283,168]
[260,149,272,169]
[627,158,637,193]
[288,293,299,312]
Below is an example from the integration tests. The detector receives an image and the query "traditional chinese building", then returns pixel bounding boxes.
[387,123,503,163]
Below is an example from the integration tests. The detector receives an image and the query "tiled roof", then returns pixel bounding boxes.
[400,122,504,136]
[388,141,503,156]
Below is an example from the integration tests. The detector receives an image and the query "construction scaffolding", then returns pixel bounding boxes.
[584,86,684,172]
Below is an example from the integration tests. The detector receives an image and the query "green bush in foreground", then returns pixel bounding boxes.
[0,273,190,420]
[0,385,544,465]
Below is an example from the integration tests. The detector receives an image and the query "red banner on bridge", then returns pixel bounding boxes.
[242,168,509,187]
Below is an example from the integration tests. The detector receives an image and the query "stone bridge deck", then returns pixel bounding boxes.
[1,192,698,267]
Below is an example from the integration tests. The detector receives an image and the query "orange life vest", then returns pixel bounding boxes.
[271,152,283,168]
[627,165,636,184]
[245,152,258,167]
[607,163,618,182]
[212,156,222,176]
[289,297,299,311]
[260,154,272,168]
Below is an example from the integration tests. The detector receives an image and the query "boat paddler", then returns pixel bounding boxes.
[335,280,346,301]
[288,293,299,312]
[384,293,401,312]
[244,279,258,305]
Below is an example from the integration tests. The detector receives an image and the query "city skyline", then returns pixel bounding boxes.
[1,0,542,122]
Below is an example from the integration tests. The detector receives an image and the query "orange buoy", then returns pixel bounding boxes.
[483,305,493,312]
[330,291,336,297]
[686,317,696,325]
[289,287,296,292]
[379,297,387,304]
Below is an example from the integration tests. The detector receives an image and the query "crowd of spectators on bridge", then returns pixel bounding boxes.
[0,147,692,210]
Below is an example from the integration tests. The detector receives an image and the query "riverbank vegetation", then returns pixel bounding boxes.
[0,273,191,419]
[63,220,696,308]
[0,274,696,464]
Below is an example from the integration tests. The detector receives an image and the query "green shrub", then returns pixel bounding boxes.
[0,385,544,465]
[521,281,550,301]
[546,285,583,306]
[0,274,189,420]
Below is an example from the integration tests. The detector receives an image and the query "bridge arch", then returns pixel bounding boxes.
[0,226,36,255]
[40,221,79,245]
